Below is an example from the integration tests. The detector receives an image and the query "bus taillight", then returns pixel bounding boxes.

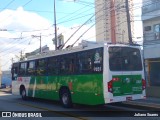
[142,79,146,90]
[108,81,113,93]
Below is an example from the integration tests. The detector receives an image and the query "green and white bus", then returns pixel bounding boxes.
[11,42,146,108]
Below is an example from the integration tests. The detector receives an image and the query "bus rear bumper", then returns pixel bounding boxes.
[104,94,146,104]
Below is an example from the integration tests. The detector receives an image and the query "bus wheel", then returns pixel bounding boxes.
[60,88,72,108]
[21,88,27,100]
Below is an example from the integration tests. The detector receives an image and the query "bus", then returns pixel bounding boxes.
[11,41,146,108]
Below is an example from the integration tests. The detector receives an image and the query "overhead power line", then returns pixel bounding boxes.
[1,0,155,34]
[71,23,95,47]
[0,0,158,55]
[23,0,33,7]
[0,0,16,10]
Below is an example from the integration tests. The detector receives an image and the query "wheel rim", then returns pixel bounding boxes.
[62,93,68,105]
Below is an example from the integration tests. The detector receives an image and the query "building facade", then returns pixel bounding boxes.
[1,71,11,86]
[0,62,2,88]
[25,45,49,57]
[95,0,134,43]
[142,0,160,97]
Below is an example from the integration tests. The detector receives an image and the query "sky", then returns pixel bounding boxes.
[0,0,142,71]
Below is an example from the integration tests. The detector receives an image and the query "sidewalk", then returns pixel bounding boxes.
[0,87,12,93]
[123,97,160,110]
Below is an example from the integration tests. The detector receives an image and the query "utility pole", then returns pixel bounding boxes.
[125,0,133,44]
[54,0,58,50]
[15,51,25,61]
[110,0,116,44]
[32,34,42,53]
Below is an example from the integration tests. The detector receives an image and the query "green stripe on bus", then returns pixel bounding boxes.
[28,74,105,105]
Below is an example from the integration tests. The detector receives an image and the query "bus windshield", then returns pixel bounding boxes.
[109,46,142,71]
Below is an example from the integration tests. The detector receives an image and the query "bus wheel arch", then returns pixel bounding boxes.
[59,86,73,108]
[20,85,27,100]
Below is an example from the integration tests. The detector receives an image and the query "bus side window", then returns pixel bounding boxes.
[77,50,93,74]
[67,54,76,74]
[36,59,47,76]
[27,61,35,75]
[77,52,84,73]
[47,57,59,75]
[19,62,27,76]
[59,57,66,75]
[11,63,19,80]
[68,58,75,74]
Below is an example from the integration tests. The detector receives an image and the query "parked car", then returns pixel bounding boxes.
[0,84,6,89]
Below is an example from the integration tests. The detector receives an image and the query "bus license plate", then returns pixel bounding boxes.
[126,97,132,101]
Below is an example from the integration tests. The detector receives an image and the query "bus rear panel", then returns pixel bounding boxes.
[104,46,146,103]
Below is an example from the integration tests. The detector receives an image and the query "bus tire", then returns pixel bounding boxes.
[60,88,73,108]
[21,88,27,100]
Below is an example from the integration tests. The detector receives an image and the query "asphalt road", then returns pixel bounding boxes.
[0,91,159,120]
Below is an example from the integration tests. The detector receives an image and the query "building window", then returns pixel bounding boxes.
[154,24,160,32]
[154,24,160,40]
[144,26,151,31]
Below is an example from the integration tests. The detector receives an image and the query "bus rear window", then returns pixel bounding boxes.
[109,47,142,71]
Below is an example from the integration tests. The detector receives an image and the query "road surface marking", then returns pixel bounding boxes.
[18,102,88,120]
